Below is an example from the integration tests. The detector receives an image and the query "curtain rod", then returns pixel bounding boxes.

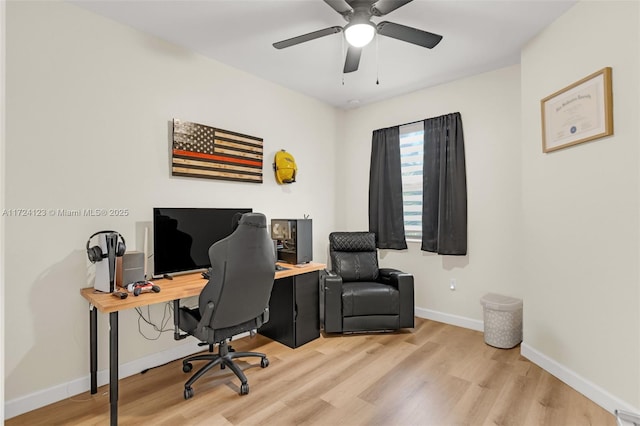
[400,119,424,127]
[374,119,422,133]
[374,112,461,133]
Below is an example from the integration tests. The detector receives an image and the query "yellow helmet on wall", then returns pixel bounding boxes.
[273,150,297,184]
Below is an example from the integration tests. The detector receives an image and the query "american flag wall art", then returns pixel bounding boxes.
[172,119,263,183]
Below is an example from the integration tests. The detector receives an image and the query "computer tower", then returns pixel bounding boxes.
[270,219,312,264]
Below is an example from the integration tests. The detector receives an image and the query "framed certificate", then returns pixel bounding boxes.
[541,67,613,153]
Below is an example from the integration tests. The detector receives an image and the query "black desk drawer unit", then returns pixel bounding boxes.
[259,271,320,348]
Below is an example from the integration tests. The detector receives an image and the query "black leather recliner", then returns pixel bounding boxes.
[176,212,275,399]
[320,232,414,333]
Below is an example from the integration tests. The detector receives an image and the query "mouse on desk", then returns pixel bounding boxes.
[201,268,212,279]
[275,264,289,271]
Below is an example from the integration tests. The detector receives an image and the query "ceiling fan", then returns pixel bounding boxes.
[272,0,443,73]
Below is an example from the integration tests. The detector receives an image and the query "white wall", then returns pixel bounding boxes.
[5,0,338,405]
[521,0,639,412]
[338,65,523,328]
[1,0,7,420]
[6,0,640,419]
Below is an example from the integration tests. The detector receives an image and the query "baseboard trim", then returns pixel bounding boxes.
[521,343,639,415]
[415,306,484,331]
[4,340,203,420]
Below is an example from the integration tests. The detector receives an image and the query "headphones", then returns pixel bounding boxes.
[86,231,126,263]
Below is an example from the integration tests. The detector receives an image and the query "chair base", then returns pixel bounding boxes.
[182,340,269,399]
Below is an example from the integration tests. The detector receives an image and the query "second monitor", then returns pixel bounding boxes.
[271,219,312,264]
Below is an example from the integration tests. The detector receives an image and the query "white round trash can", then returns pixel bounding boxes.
[480,293,523,349]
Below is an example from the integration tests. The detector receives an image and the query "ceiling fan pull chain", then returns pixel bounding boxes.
[376,32,380,85]
[341,35,345,85]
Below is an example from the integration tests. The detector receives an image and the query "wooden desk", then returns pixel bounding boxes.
[80,262,325,426]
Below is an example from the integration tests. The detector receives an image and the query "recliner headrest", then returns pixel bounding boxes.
[329,232,376,252]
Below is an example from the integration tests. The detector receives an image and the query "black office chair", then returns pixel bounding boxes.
[177,212,276,399]
[321,232,414,333]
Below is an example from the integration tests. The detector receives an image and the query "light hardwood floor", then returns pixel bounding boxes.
[7,318,615,425]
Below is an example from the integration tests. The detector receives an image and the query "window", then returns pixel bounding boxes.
[400,122,424,240]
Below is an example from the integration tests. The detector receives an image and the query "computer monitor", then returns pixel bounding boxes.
[153,207,252,276]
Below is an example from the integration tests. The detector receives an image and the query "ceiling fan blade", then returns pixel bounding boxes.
[372,0,413,16]
[273,26,343,49]
[343,46,362,73]
[323,0,353,17]
[376,21,443,49]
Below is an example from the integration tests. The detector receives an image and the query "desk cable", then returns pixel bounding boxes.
[135,302,173,340]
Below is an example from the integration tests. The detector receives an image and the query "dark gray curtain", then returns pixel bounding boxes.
[422,112,467,255]
[369,126,407,249]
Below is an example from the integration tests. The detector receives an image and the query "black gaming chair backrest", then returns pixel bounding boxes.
[199,212,276,330]
[329,232,379,282]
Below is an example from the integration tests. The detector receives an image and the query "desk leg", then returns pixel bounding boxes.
[173,299,180,339]
[109,311,118,426]
[90,305,97,394]
[173,299,187,340]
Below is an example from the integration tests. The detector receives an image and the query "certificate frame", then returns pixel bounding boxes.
[541,67,613,153]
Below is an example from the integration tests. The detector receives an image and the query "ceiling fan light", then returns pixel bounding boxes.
[344,22,375,47]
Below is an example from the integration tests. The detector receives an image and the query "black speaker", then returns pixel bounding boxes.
[116,251,145,288]
[271,219,312,264]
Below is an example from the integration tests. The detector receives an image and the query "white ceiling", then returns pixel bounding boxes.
[71,0,576,109]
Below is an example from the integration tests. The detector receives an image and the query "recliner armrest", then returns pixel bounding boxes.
[378,268,414,328]
[379,268,408,287]
[321,271,343,333]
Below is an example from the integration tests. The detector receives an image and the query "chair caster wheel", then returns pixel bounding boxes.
[184,387,194,400]
[183,363,192,373]
[240,383,249,395]
[221,364,226,370]
[261,357,269,368]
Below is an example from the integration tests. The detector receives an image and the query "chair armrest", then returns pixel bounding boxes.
[193,301,216,342]
[379,268,414,328]
[320,270,343,333]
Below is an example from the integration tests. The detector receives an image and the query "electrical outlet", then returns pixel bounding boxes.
[450,278,456,291]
